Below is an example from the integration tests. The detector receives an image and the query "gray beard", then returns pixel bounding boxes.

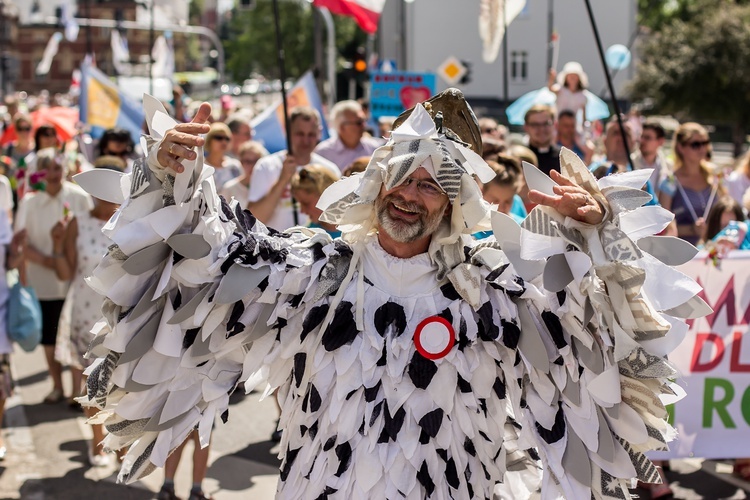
[375,195,446,243]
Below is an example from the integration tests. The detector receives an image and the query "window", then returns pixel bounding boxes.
[511,51,528,83]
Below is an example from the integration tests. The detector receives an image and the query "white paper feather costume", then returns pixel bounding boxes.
[78,92,709,500]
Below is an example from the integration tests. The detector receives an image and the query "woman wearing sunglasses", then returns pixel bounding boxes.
[659,122,724,245]
[3,115,34,170]
[204,122,241,191]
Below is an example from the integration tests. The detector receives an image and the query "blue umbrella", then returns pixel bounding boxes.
[505,87,610,125]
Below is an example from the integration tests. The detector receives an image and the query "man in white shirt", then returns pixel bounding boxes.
[247,106,339,231]
[314,100,381,172]
[632,119,672,197]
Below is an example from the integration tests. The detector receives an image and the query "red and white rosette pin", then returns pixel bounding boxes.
[414,316,455,360]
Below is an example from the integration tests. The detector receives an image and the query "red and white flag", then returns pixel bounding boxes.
[313,0,386,34]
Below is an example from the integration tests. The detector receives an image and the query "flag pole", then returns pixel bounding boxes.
[502,4,509,114]
[272,0,299,225]
[582,0,632,164]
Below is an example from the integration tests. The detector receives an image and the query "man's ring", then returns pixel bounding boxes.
[168,143,175,155]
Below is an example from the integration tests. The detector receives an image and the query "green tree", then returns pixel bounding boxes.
[629,0,750,155]
[223,1,367,82]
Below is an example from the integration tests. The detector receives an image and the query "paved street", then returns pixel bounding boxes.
[0,347,748,499]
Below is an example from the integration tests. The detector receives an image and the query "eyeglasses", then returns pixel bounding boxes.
[342,119,366,127]
[481,128,495,134]
[685,140,710,150]
[39,130,57,138]
[640,135,658,142]
[396,176,446,198]
[526,120,553,128]
[213,136,231,142]
[16,126,31,132]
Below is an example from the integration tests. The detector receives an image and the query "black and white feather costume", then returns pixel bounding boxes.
[78,95,707,500]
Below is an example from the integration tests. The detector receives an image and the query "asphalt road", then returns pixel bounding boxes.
[0,347,748,499]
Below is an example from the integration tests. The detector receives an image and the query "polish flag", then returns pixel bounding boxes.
[313,0,386,34]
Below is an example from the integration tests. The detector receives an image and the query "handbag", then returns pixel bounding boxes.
[7,269,42,352]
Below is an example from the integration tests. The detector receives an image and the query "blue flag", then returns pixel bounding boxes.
[79,59,145,145]
[251,71,329,154]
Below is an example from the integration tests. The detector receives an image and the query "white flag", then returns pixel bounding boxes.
[151,34,175,80]
[60,2,79,42]
[479,0,527,63]
[36,32,63,76]
[111,30,132,76]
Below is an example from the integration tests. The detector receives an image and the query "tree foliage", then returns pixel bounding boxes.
[629,0,750,151]
[223,0,367,82]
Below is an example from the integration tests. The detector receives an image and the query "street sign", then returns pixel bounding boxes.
[437,56,467,86]
[369,70,437,120]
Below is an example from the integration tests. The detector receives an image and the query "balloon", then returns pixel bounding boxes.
[605,44,631,71]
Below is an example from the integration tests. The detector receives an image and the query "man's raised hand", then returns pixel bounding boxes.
[156,102,212,174]
[528,169,604,225]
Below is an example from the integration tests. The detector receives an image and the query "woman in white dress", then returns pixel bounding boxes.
[52,155,123,467]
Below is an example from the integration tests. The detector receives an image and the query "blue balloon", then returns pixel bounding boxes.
[605,44,631,71]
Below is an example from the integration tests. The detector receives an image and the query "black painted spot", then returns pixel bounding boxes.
[501,319,520,350]
[288,293,304,309]
[313,486,338,500]
[416,461,435,496]
[457,373,472,393]
[234,202,257,232]
[441,282,461,301]
[535,404,566,444]
[477,302,499,341]
[279,446,300,481]
[408,353,438,389]
[556,290,567,307]
[323,435,337,451]
[334,442,352,477]
[172,290,182,310]
[227,301,245,337]
[542,311,567,349]
[437,308,453,324]
[485,263,510,283]
[183,328,200,349]
[464,437,476,457]
[492,377,506,399]
[301,304,330,342]
[364,381,381,403]
[220,409,229,423]
[444,455,460,489]
[244,271,262,292]
[293,353,306,388]
[377,343,387,366]
[374,302,407,337]
[309,384,322,413]
[418,408,444,442]
[382,400,406,442]
[321,301,359,351]
[465,465,474,498]
[370,400,383,427]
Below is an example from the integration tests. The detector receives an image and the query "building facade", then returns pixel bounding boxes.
[378,0,637,116]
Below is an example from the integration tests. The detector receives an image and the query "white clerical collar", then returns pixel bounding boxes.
[362,235,441,298]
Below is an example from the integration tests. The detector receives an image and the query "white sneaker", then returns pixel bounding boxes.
[88,449,111,468]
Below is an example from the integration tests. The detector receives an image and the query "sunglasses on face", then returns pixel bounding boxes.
[16,126,31,132]
[396,176,446,198]
[684,140,709,150]
[213,136,231,142]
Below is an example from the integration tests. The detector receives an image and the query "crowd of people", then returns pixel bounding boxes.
[0,66,748,499]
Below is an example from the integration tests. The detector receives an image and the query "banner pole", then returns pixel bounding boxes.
[272,0,299,225]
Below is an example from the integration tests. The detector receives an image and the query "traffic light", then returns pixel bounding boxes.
[353,49,368,79]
